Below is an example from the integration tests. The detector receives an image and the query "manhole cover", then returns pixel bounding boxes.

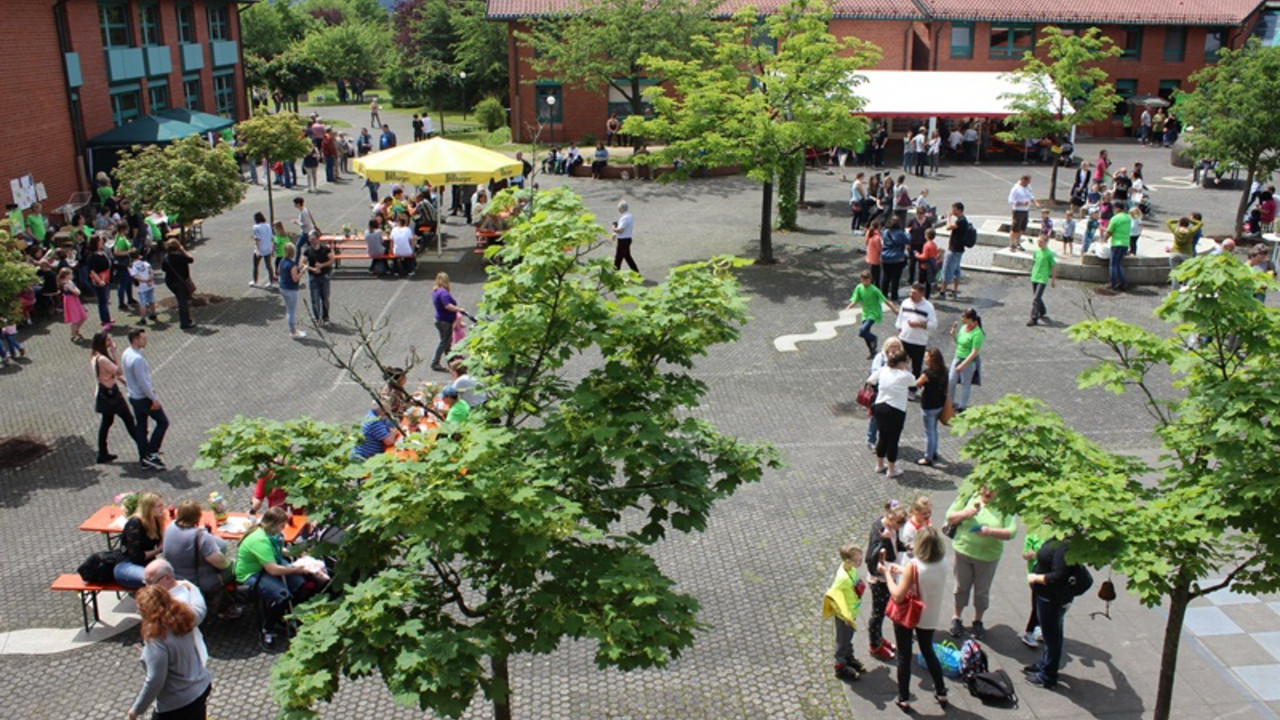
[0,435,52,471]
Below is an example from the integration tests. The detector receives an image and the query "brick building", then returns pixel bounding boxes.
[489,0,1278,143]
[0,0,248,215]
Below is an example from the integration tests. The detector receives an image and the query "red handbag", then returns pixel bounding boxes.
[886,562,925,629]
[856,383,877,409]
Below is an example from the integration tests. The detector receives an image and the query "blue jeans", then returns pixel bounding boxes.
[93,284,112,325]
[324,155,336,182]
[942,250,964,283]
[1109,246,1127,289]
[949,357,977,411]
[1031,594,1069,686]
[128,396,168,460]
[866,414,878,446]
[309,274,330,321]
[858,319,877,349]
[114,560,146,588]
[246,570,306,631]
[922,406,942,461]
[283,162,297,188]
[115,261,134,306]
[281,288,299,332]
[1080,232,1094,256]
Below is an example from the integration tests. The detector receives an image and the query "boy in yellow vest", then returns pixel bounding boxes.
[823,543,867,681]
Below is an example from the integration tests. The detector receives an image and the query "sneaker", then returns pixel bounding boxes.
[886,468,904,479]
[149,314,158,321]
[867,441,876,452]
[1026,672,1055,689]
[971,620,986,639]
[96,453,118,464]
[1020,631,1039,648]
[849,657,867,674]
[835,663,860,681]
[138,318,147,326]
[1022,663,1042,674]
[949,618,964,638]
[1034,627,1043,642]
[249,281,258,287]
[870,642,895,661]
[260,631,279,652]
[141,454,167,470]
[291,330,307,339]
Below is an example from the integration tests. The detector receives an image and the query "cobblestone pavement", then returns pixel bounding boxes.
[1,105,1276,719]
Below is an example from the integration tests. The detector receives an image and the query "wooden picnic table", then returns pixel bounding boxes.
[79,505,309,550]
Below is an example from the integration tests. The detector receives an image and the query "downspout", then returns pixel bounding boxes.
[54,0,89,192]
[235,2,250,119]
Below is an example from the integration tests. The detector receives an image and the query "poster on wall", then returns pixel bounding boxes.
[8,174,37,208]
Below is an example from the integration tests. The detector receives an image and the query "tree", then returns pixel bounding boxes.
[238,113,313,224]
[241,0,315,61]
[297,22,389,94]
[195,186,781,720]
[451,0,509,102]
[112,136,245,237]
[1179,39,1280,233]
[954,253,1280,720]
[625,0,879,263]
[519,0,718,139]
[0,228,38,321]
[997,26,1122,202]
[261,49,328,112]
[384,0,507,111]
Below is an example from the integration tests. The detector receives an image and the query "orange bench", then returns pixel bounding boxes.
[51,573,130,632]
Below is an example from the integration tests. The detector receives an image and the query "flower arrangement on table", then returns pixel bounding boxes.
[207,492,228,522]
[341,224,355,238]
[114,492,139,516]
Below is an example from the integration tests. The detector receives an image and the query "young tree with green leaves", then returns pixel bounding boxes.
[237,113,314,224]
[519,0,718,141]
[195,186,780,720]
[625,0,879,263]
[241,0,316,62]
[0,228,38,322]
[261,49,328,113]
[297,22,389,96]
[954,253,1280,720]
[112,136,245,238]
[996,26,1122,202]
[1179,39,1280,233]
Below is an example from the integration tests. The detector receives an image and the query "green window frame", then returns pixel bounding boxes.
[176,4,196,44]
[950,23,973,59]
[148,80,170,112]
[989,23,1034,59]
[212,71,235,116]
[1163,27,1186,62]
[1205,28,1226,62]
[535,83,562,123]
[207,4,230,42]
[1113,78,1137,119]
[138,3,162,46]
[1121,27,1143,60]
[183,75,201,111]
[99,1,132,49]
[110,84,142,126]
[1158,79,1180,100]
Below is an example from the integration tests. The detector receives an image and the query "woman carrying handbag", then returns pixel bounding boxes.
[90,331,137,464]
[883,525,950,712]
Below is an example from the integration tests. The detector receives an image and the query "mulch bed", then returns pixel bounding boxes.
[0,435,52,471]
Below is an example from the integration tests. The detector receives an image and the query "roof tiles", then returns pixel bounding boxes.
[487,0,925,20]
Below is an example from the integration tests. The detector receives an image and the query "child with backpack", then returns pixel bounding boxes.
[865,500,907,661]
[822,543,867,682]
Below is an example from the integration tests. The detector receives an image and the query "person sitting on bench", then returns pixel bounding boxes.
[234,507,328,650]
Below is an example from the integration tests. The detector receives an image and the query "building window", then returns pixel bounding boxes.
[1205,28,1226,62]
[208,5,230,42]
[1254,9,1280,47]
[148,81,170,112]
[535,83,562,123]
[138,3,162,46]
[989,24,1034,59]
[212,72,235,116]
[1113,78,1137,119]
[1163,27,1186,62]
[1121,28,1143,60]
[184,75,201,111]
[176,4,196,44]
[99,1,132,49]
[1158,79,1180,101]
[950,23,973,59]
[110,84,142,126]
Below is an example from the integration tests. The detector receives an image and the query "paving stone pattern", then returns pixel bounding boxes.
[1,104,1276,719]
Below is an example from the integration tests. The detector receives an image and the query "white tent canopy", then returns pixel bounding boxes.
[853,71,1063,118]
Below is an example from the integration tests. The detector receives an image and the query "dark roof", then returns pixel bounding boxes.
[487,0,1263,25]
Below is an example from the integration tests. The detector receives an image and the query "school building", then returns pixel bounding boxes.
[488,0,1280,144]
[1,0,250,216]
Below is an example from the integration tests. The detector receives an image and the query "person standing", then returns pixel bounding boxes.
[85,235,115,330]
[379,123,397,150]
[894,283,936,387]
[882,526,950,711]
[91,331,137,464]
[356,128,372,157]
[291,196,318,251]
[1107,204,1132,291]
[911,127,927,177]
[431,272,465,371]
[412,114,424,142]
[161,239,196,330]
[126,585,212,720]
[122,327,168,470]
[605,113,621,147]
[129,250,157,326]
[822,543,867,682]
[612,201,639,273]
[1028,235,1058,326]
[369,99,381,127]
[914,347,948,466]
[277,244,306,339]
[942,202,972,300]
[880,216,909,302]
[947,308,983,414]
[946,485,1017,640]
[867,350,914,478]
[304,233,333,324]
[906,207,930,285]
[321,130,338,183]
[1007,175,1039,252]
[250,212,276,288]
[1024,537,1076,689]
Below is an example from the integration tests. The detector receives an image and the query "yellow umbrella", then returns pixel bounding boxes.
[352,136,522,186]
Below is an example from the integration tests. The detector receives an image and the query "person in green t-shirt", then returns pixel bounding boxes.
[271,221,290,276]
[24,204,47,245]
[1107,208,1132,291]
[442,385,471,424]
[1028,235,1057,326]
[235,507,328,649]
[947,308,984,412]
[847,269,898,359]
[945,485,1017,640]
[1021,531,1045,648]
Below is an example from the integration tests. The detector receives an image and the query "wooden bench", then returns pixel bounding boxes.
[475,229,505,254]
[51,573,130,632]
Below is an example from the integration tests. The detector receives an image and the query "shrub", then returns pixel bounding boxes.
[579,132,598,147]
[474,97,508,133]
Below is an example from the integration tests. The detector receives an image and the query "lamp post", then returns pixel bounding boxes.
[545,95,556,146]
[459,71,468,121]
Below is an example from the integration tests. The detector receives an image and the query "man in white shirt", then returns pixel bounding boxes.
[121,327,167,470]
[389,216,416,277]
[144,559,208,666]
[894,283,937,398]
[1007,175,1039,252]
[611,200,638,272]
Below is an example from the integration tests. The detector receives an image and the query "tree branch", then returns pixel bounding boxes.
[1191,550,1264,598]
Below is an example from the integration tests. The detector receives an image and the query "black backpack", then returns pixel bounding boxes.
[77,550,124,584]
[967,668,1018,705]
[1065,563,1094,599]
[963,220,978,248]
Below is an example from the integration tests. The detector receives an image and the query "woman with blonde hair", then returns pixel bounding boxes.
[114,492,167,588]
[127,585,211,720]
[431,272,465,371]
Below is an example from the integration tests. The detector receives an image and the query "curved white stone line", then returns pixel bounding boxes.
[774,307,869,352]
[0,597,139,655]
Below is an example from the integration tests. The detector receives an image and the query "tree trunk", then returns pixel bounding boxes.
[491,652,512,720]
[1048,157,1061,203]
[778,157,800,231]
[758,180,776,264]
[1235,168,1256,238]
[1154,582,1191,720]
[265,157,276,226]
[798,158,807,204]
